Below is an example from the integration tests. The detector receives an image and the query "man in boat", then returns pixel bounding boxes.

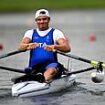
[19,9,71,82]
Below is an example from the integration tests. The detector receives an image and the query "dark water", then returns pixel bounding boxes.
[0,10,105,105]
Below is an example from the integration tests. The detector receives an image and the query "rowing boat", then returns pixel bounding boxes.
[12,74,76,97]
[0,50,104,97]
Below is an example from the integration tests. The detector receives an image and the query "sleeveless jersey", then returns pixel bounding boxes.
[29,28,57,67]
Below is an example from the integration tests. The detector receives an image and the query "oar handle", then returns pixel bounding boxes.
[0,49,27,59]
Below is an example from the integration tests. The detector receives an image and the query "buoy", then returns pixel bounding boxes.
[89,34,96,42]
[0,43,3,50]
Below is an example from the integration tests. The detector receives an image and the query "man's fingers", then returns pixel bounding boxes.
[27,43,39,50]
[44,45,56,52]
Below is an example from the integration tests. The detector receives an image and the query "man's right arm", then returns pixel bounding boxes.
[19,37,31,50]
[19,37,40,51]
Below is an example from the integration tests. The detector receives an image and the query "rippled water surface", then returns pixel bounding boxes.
[0,10,105,105]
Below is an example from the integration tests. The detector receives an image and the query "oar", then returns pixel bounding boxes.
[57,51,105,70]
[67,67,94,76]
[0,49,27,59]
[0,66,25,73]
[66,67,104,83]
[0,65,94,75]
[0,65,103,83]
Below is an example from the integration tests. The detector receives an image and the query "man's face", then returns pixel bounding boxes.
[35,16,50,31]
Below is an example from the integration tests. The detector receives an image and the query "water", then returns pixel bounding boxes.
[0,10,105,105]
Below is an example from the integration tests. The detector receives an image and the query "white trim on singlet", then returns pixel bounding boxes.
[23,27,65,44]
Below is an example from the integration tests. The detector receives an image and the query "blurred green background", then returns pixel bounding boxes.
[0,0,105,13]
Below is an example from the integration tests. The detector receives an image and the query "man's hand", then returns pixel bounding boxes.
[27,43,39,50]
[44,45,56,52]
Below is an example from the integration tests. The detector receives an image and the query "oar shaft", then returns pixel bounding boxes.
[0,66,25,73]
[57,51,91,63]
[0,50,27,59]
[57,51,105,69]
[67,67,94,76]
[0,65,94,76]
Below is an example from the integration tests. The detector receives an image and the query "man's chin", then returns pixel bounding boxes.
[39,27,48,31]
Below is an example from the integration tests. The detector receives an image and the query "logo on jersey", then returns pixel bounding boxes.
[39,42,48,48]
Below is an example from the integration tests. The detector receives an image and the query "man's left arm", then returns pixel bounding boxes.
[44,38,71,53]
[54,38,71,52]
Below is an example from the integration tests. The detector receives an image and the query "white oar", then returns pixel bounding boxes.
[0,49,27,59]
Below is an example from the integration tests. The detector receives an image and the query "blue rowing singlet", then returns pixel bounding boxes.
[29,28,57,67]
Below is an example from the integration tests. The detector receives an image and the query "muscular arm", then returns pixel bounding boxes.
[19,37,31,50]
[44,38,71,53]
[18,37,39,51]
[54,38,71,53]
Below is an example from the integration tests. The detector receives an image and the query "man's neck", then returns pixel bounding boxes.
[38,27,50,31]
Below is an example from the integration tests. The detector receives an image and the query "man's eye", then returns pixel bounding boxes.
[37,19,41,21]
[37,18,47,21]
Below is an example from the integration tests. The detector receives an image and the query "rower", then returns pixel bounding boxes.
[18,9,71,82]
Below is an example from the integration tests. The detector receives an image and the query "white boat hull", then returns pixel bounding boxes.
[12,74,76,97]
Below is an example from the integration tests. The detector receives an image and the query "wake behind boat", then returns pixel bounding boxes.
[12,74,76,97]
